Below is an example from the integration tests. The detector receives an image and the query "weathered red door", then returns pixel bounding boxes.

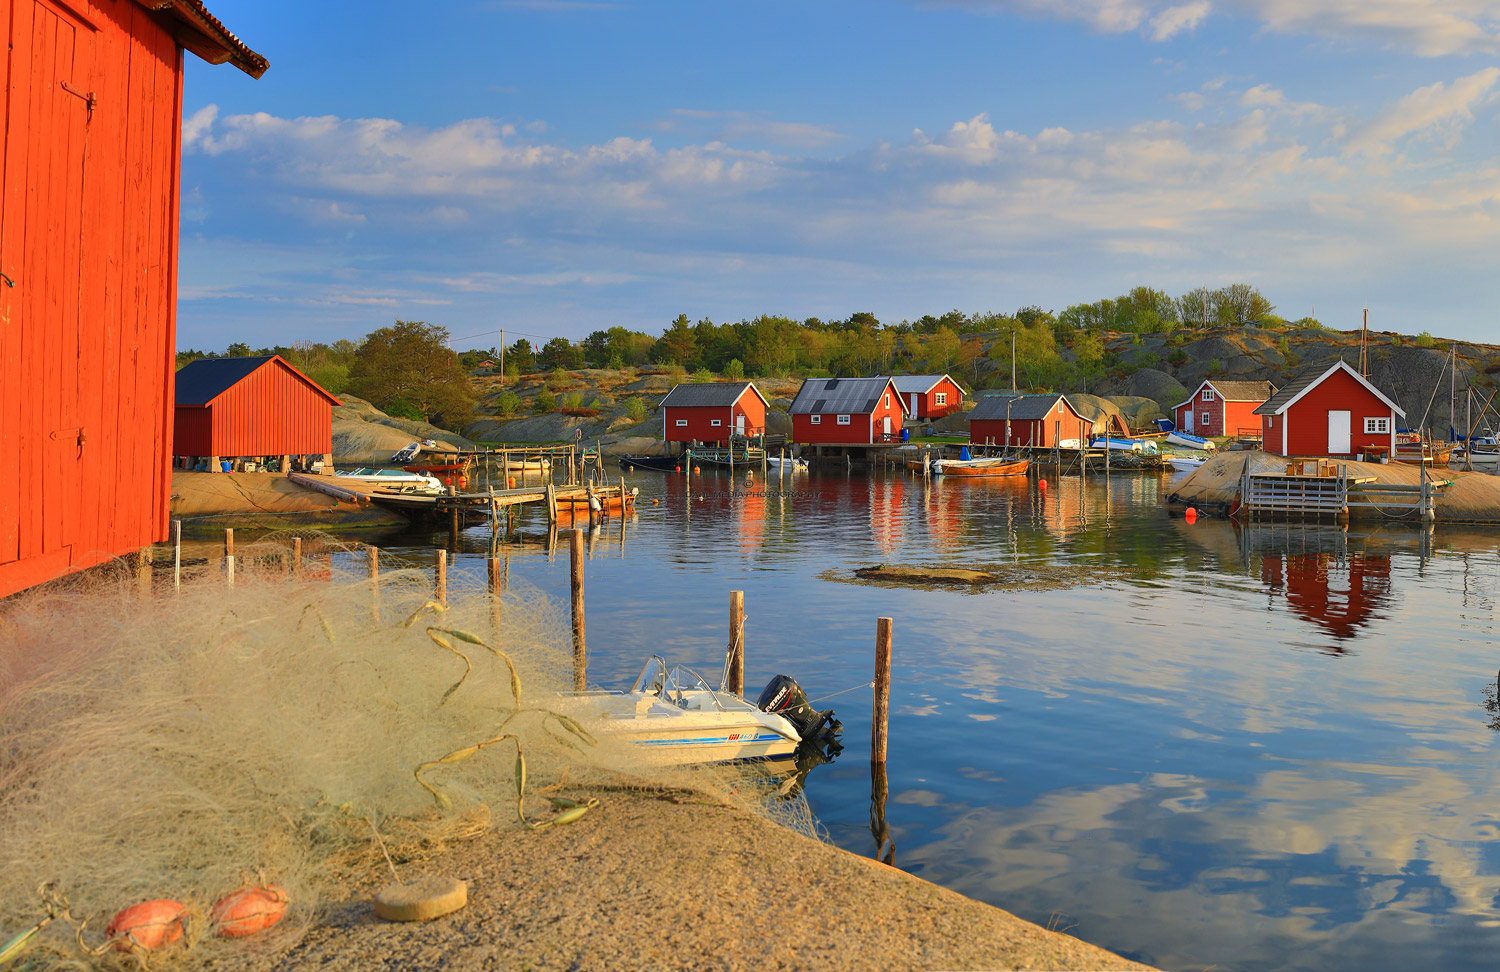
[0,0,94,572]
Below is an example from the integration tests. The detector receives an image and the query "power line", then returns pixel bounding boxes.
[447,326,557,345]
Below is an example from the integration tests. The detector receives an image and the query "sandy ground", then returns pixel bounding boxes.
[1166,450,1500,521]
[170,471,406,533]
[236,786,1151,972]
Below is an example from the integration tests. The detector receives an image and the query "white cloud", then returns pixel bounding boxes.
[182,104,218,151]
[1345,67,1500,155]
[1149,0,1210,40]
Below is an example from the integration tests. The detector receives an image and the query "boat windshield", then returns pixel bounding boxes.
[629,658,722,709]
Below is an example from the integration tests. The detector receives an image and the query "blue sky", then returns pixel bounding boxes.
[178,0,1500,350]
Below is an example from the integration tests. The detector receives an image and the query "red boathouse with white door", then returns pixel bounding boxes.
[658,381,768,446]
[887,374,965,423]
[1254,360,1403,458]
[790,377,907,444]
[1172,380,1275,438]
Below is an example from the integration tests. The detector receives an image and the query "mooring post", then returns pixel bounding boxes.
[136,547,152,598]
[873,617,892,765]
[224,527,234,563]
[368,546,381,623]
[173,520,182,591]
[291,537,302,577]
[546,481,558,524]
[225,554,236,587]
[570,529,586,690]
[487,556,502,635]
[728,590,745,696]
[435,548,448,606]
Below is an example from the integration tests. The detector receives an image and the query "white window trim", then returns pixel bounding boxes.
[1202,389,1217,401]
[1201,412,1212,426]
[810,414,821,425]
[837,414,851,425]
[935,392,947,406]
[883,393,890,408]
[710,419,722,427]
[1364,416,1389,434]
[1268,415,1274,428]
[675,419,688,427]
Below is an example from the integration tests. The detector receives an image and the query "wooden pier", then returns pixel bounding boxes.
[1237,459,1441,521]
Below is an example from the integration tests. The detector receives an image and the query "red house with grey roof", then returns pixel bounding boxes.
[885,374,965,422]
[1172,380,1275,439]
[790,377,907,444]
[659,381,767,446]
[1254,360,1404,458]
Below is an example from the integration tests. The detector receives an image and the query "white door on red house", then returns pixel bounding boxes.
[1184,410,1193,432]
[883,416,892,438]
[1328,410,1351,453]
[910,393,919,415]
[735,413,745,436]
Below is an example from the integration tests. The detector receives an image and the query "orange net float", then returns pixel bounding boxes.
[212,885,289,938]
[105,899,186,952]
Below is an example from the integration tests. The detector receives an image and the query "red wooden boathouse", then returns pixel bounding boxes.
[886,374,965,423]
[0,1,266,600]
[174,355,341,465]
[968,394,1090,448]
[1254,360,1403,458]
[658,381,767,446]
[789,377,907,444]
[1172,380,1275,438]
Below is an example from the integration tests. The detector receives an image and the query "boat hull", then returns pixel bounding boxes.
[1165,432,1216,451]
[932,458,1029,477]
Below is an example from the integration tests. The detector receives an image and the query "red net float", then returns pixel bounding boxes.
[212,885,289,938]
[105,899,186,951]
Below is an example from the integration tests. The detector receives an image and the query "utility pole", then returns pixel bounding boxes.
[499,327,505,386]
[1360,308,1368,377]
[1010,330,1017,392]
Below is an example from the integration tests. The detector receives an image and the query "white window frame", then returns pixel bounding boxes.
[675,419,688,427]
[1201,412,1212,426]
[1268,415,1274,428]
[711,419,722,427]
[810,415,821,425]
[883,393,890,408]
[935,392,947,406]
[837,414,851,426]
[1202,389,1217,401]
[1365,416,1389,434]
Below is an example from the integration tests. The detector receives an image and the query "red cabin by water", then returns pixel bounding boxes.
[790,377,907,444]
[968,394,1090,448]
[658,381,768,446]
[0,0,265,600]
[173,355,341,465]
[1171,380,1275,439]
[886,374,965,423]
[1254,360,1404,458]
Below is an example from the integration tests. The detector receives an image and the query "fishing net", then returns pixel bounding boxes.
[0,532,821,969]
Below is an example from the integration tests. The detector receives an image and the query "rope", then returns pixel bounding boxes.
[808,681,875,704]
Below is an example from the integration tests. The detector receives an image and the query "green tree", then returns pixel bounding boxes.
[533,389,557,413]
[226,342,253,357]
[653,314,699,366]
[538,337,583,371]
[349,320,476,428]
[507,339,535,373]
[624,396,648,422]
[1072,330,1104,366]
[723,358,745,380]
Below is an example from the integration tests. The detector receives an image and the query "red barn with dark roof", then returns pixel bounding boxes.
[658,381,767,446]
[1172,380,1275,438]
[1254,360,1403,458]
[0,1,264,599]
[887,374,965,422]
[969,394,1090,448]
[173,355,341,463]
[790,377,906,444]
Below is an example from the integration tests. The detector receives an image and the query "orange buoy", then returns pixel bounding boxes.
[628,465,634,472]
[674,465,681,472]
[1038,480,1047,491]
[458,475,468,489]
[652,498,659,505]
[106,899,186,951]
[1185,507,1197,522]
[694,466,701,474]
[212,885,288,938]
[508,476,516,488]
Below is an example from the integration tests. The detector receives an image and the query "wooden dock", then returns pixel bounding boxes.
[1237,460,1440,521]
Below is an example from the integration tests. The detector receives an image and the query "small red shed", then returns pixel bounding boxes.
[658,381,768,446]
[1172,380,1275,438]
[969,394,1090,448]
[0,0,265,600]
[887,374,965,423]
[790,377,907,444]
[173,356,341,464]
[1254,360,1403,458]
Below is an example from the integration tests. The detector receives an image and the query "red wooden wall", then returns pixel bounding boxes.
[0,0,184,599]
[1263,368,1397,457]
[793,383,906,444]
[662,391,766,445]
[174,359,338,457]
[971,402,1089,448]
[905,377,964,420]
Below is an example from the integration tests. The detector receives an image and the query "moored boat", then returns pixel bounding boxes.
[931,456,1030,477]
[1167,454,1207,473]
[1164,431,1216,451]
[619,454,681,472]
[1091,436,1159,454]
[334,467,443,489]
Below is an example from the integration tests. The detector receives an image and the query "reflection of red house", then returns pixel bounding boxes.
[790,377,907,444]
[1172,380,1274,438]
[885,374,965,423]
[1254,360,1403,458]
[659,382,768,447]
[1261,552,1392,643]
[968,394,1089,448]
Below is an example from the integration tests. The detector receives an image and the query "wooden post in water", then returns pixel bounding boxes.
[872,617,893,765]
[224,527,234,567]
[570,529,586,690]
[225,554,236,586]
[546,482,558,524]
[368,546,381,622]
[435,548,448,606]
[291,537,302,577]
[728,590,745,696]
[173,520,182,591]
[136,548,152,598]
[487,556,502,635]
[448,485,460,550]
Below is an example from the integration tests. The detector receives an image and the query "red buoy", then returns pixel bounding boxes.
[675,465,681,472]
[212,886,289,938]
[1038,479,1047,491]
[508,476,515,488]
[106,900,186,952]
[1185,507,1198,522]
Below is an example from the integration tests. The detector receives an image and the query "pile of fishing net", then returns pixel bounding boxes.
[0,533,815,969]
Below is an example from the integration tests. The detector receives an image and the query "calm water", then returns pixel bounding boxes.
[360,466,1500,972]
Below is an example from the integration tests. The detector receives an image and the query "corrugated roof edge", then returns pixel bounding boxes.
[137,0,270,79]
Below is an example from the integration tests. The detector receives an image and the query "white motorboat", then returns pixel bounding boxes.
[1165,431,1217,451]
[1090,436,1158,454]
[765,456,808,471]
[566,657,839,765]
[1167,454,1208,473]
[334,467,444,490]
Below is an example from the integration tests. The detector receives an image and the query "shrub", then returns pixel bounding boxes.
[624,396,648,422]
[533,389,557,413]
[384,398,424,421]
[1135,351,1160,369]
[1168,349,1188,367]
[1277,337,1290,356]
[1207,358,1223,374]
[559,407,600,417]
[495,390,522,415]
[607,351,624,371]
[692,367,714,383]
[1415,331,1436,348]
[723,358,745,380]
[546,368,571,391]
[1389,334,1402,346]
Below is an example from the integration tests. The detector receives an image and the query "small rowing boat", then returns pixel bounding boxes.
[1165,431,1216,451]
[1167,454,1207,473]
[930,456,1029,477]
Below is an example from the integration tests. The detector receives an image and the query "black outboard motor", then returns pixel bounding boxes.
[757,674,842,752]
